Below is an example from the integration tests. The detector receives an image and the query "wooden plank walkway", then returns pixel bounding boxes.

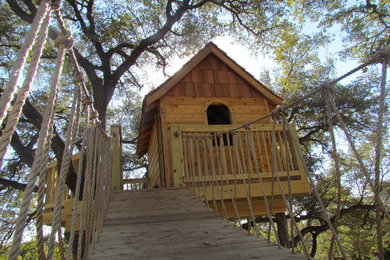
[90,188,308,259]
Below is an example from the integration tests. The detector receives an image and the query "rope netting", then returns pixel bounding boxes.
[0,1,113,259]
[175,47,390,259]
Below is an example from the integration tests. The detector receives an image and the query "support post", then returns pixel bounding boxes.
[110,124,123,190]
[276,212,289,248]
[170,126,183,187]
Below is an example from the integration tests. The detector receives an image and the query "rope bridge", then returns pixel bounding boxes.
[0,0,388,259]
[0,1,114,259]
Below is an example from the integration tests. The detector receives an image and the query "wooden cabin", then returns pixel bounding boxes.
[137,42,311,218]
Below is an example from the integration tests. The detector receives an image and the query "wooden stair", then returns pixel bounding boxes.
[90,188,307,259]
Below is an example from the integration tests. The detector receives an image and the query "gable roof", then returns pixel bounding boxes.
[136,42,282,157]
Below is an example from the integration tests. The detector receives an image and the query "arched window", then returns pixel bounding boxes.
[207,104,231,125]
[206,104,232,145]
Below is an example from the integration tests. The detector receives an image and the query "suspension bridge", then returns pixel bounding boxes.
[1,1,389,259]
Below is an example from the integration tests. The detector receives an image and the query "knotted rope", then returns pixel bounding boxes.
[0,0,51,126]
[66,98,91,260]
[3,2,111,259]
[47,71,81,260]
[8,26,73,260]
[0,8,52,168]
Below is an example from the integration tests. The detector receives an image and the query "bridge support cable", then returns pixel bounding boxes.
[1,1,113,259]
[270,116,310,258]
[9,22,74,260]
[286,122,348,260]
[47,70,82,260]
[219,135,243,226]
[373,49,389,260]
[323,84,344,260]
[245,127,281,247]
[0,0,51,127]
[67,102,91,260]
[325,86,390,224]
[208,135,229,219]
[281,116,295,253]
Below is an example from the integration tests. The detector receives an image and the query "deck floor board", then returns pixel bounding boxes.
[90,188,308,259]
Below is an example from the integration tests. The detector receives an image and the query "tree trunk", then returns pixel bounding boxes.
[276,213,289,248]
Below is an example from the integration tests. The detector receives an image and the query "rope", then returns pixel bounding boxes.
[271,114,310,258]
[85,128,100,256]
[373,53,388,260]
[36,117,56,260]
[1,2,110,259]
[47,71,81,260]
[324,87,343,259]
[58,227,66,260]
[245,126,281,247]
[54,6,100,123]
[326,86,390,222]
[77,125,96,259]
[195,138,209,207]
[268,127,275,242]
[188,138,201,200]
[219,135,242,224]
[0,0,50,126]
[203,139,218,212]
[281,115,294,252]
[90,131,106,254]
[32,12,54,258]
[0,10,51,168]
[285,122,348,259]
[232,133,257,229]
[67,102,90,260]
[208,135,228,218]
[8,27,71,260]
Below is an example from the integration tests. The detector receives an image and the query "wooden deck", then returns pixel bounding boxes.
[90,188,307,259]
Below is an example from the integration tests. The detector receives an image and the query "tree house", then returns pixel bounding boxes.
[137,42,311,218]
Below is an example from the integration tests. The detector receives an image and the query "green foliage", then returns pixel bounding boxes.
[0,236,66,259]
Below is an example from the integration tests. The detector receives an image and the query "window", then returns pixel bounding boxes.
[207,104,232,146]
[207,104,231,125]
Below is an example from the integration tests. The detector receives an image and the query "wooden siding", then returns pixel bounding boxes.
[147,124,160,188]
[165,54,264,99]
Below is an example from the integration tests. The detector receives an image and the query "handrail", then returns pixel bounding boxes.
[170,123,311,219]
[123,177,150,190]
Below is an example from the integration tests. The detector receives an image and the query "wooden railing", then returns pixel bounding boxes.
[43,154,81,230]
[43,124,151,232]
[123,178,150,190]
[42,125,127,232]
[170,124,311,218]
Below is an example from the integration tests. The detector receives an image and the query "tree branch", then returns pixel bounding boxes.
[0,177,38,192]
[10,131,35,167]
[111,0,210,83]
[6,0,34,24]
[292,202,376,245]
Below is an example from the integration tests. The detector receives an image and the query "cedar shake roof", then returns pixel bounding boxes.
[136,42,282,157]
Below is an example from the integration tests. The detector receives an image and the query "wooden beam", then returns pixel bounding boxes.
[170,126,183,187]
[110,124,123,191]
